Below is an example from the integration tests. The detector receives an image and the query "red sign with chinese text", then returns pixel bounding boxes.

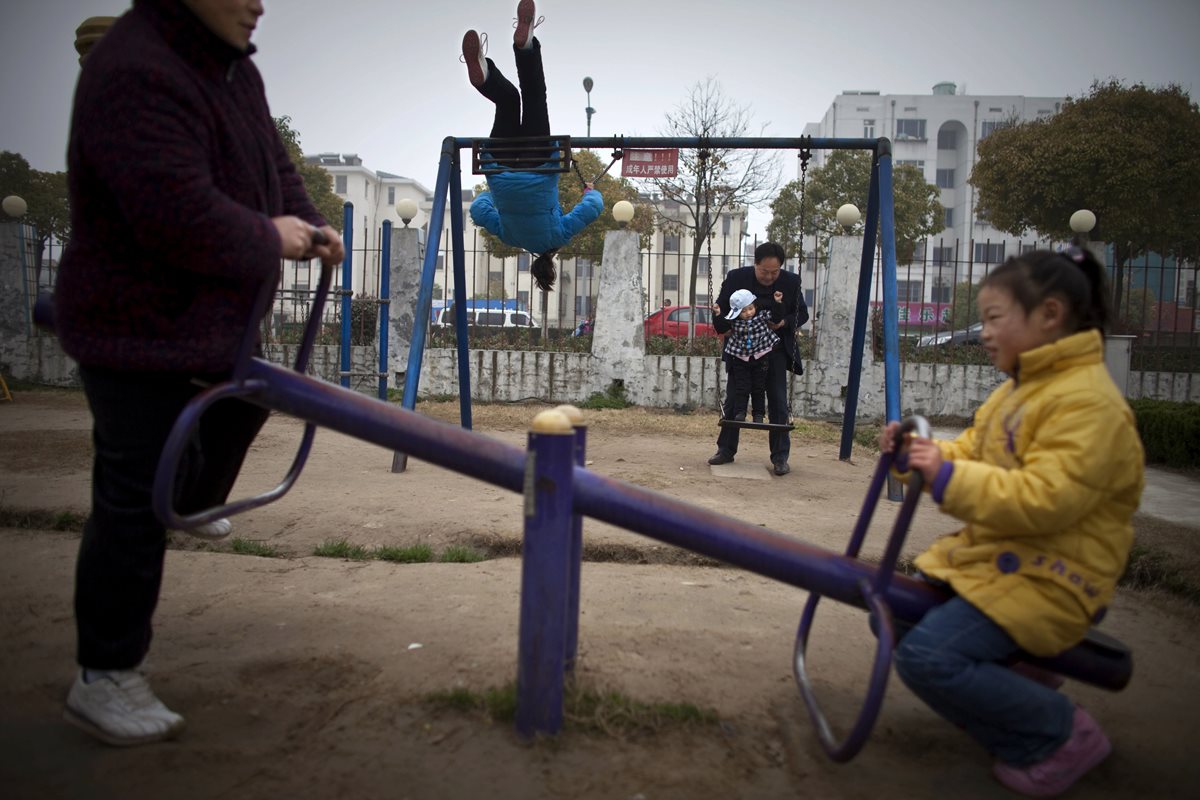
[621,148,679,178]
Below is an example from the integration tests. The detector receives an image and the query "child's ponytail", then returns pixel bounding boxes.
[1064,245,1109,333]
[531,250,558,292]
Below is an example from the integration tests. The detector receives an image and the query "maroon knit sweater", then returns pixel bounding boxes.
[55,0,325,372]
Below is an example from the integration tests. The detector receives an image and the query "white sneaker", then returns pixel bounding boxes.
[176,517,232,540]
[64,669,185,746]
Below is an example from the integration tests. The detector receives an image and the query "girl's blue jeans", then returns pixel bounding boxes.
[893,596,1074,765]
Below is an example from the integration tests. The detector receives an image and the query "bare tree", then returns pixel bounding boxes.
[648,78,780,338]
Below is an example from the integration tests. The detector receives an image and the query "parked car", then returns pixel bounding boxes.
[643,305,720,339]
[917,321,983,347]
[433,307,539,329]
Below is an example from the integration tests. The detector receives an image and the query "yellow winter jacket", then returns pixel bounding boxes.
[913,329,1144,656]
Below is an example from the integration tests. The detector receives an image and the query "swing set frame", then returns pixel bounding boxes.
[406,134,905,460]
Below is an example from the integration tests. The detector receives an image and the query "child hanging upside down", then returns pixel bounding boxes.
[462,0,603,291]
[880,246,1144,798]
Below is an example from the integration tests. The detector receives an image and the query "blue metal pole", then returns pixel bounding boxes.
[515,420,576,738]
[378,220,392,402]
[448,148,473,429]
[401,140,454,411]
[339,201,354,389]
[839,150,883,460]
[564,418,587,673]
[877,149,902,426]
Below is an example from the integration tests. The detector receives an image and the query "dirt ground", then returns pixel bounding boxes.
[1,388,1198,799]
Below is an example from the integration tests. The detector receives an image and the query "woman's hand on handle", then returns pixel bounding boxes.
[310,224,344,266]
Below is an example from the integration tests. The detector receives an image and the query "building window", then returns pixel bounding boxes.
[980,120,1009,139]
[898,280,924,302]
[517,290,529,308]
[932,278,952,304]
[575,295,593,316]
[944,208,954,228]
[936,129,957,149]
[517,253,530,272]
[698,257,710,275]
[663,234,680,252]
[335,175,347,194]
[576,258,594,279]
[721,215,731,235]
[896,159,924,170]
[933,246,953,266]
[936,169,955,188]
[895,119,926,140]
[974,242,1006,263]
[662,274,679,291]
[864,119,876,138]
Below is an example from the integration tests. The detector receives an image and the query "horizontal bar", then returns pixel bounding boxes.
[457,136,884,152]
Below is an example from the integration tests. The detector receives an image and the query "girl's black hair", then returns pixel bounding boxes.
[531,250,558,292]
[980,245,1109,334]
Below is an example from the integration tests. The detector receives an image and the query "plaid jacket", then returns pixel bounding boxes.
[724,311,779,360]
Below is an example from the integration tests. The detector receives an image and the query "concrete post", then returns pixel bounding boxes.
[591,229,646,399]
[0,221,27,342]
[388,225,422,385]
[1104,335,1135,397]
[806,235,877,416]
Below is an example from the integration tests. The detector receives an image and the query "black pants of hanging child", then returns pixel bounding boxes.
[476,38,551,165]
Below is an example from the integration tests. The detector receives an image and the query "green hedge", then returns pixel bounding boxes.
[1129,399,1200,469]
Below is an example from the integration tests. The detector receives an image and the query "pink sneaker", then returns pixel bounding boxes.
[461,30,488,88]
[513,0,544,49]
[1010,661,1066,691]
[993,706,1112,797]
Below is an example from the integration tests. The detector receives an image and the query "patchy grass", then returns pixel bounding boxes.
[375,543,435,564]
[0,506,86,532]
[230,538,281,558]
[439,545,486,563]
[1120,544,1200,604]
[425,681,719,738]
[313,538,372,560]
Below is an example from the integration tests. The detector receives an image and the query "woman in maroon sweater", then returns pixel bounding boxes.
[55,0,343,746]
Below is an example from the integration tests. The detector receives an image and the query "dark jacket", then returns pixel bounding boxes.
[712,266,808,374]
[55,0,325,372]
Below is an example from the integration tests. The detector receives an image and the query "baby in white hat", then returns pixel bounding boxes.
[717,288,784,423]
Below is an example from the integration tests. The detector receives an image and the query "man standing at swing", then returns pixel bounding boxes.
[708,242,808,476]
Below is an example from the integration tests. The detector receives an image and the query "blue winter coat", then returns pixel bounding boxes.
[469,170,604,255]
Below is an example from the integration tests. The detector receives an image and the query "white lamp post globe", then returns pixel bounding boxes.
[612,200,635,225]
[836,203,861,229]
[396,198,419,226]
[1069,209,1096,234]
[3,195,28,218]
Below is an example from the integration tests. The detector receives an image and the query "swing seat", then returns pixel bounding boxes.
[472,135,572,175]
[718,418,795,433]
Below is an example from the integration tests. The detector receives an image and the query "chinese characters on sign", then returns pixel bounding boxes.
[620,148,679,178]
[870,301,954,326]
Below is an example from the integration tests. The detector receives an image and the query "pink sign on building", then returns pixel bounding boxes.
[621,149,679,178]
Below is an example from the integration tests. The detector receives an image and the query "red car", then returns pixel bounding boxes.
[643,305,721,339]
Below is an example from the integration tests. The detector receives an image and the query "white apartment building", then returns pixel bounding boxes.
[803,83,1065,311]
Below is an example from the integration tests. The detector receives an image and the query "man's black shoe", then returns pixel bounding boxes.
[708,451,735,465]
[772,461,791,476]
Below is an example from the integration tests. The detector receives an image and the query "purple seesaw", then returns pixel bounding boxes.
[33,260,1131,763]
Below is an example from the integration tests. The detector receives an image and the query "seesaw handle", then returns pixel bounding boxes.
[792,415,929,762]
[151,378,317,531]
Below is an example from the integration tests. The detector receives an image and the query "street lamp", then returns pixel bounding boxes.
[836,203,861,231]
[396,198,418,227]
[613,200,634,228]
[3,195,28,219]
[583,76,595,137]
[1069,209,1096,243]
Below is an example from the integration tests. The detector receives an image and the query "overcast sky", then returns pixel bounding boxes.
[2,0,1198,236]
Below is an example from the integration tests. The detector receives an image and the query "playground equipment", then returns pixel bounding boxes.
[408,135,899,464]
[32,135,1133,761]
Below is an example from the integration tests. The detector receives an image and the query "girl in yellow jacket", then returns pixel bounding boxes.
[880,247,1143,798]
